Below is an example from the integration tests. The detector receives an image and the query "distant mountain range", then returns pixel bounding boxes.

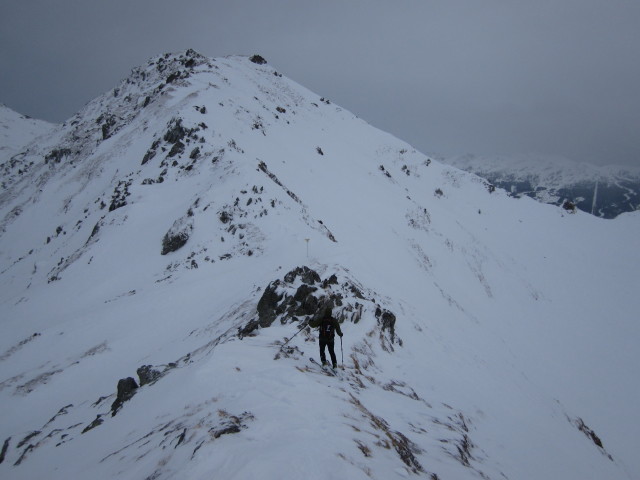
[438,153,640,219]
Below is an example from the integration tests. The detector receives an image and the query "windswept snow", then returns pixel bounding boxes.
[0,50,638,480]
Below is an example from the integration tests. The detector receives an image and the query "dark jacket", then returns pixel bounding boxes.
[309,313,343,341]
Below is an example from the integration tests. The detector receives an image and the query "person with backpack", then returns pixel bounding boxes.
[309,306,343,369]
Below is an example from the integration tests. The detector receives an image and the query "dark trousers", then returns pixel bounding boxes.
[319,338,337,367]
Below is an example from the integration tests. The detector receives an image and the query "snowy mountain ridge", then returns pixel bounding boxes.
[0,103,56,167]
[0,50,638,480]
[439,153,640,218]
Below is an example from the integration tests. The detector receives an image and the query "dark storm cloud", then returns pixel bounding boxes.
[1,0,638,166]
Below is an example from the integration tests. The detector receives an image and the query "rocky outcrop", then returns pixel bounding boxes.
[249,55,267,65]
[161,215,194,255]
[137,365,164,386]
[110,377,138,416]
[0,437,9,464]
[253,267,332,331]
[240,266,387,340]
[284,266,321,285]
[255,279,285,328]
[375,307,396,342]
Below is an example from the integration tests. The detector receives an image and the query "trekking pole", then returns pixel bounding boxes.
[340,336,344,369]
[280,323,305,350]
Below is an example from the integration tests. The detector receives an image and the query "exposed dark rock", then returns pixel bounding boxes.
[249,55,267,65]
[376,307,396,333]
[284,266,320,285]
[109,180,132,212]
[111,377,138,416]
[141,140,160,165]
[168,140,185,158]
[349,283,365,299]
[294,284,317,302]
[207,411,255,443]
[252,118,264,131]
[563,200,577,213]
[17,431,40,449]
[44,404,73,428]
[161,215,194,255]
[237,318,260,338]
[161,230,189,254]
[213,424,240,438]
[349,394,424,474]
[82,414,104,434]
[339,301,364,324]
[87,217,104,243]
[572,417,611,459]
[219,210,232,224]
[0,437,10,464]
[44,148,72,165]
[137,365,163,386]
[302,293,320,315]
[290,284,319,317]
[91,395,111,407]
[117,377,138,398]
[14,444,34,466]
[166,71,181,84]
[101,115,117,140]
[164,118,187,144]
[256,280,284,328]
[376,307,397,346]
[258,161,304,205]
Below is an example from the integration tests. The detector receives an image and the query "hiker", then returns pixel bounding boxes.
[309,306,343,368]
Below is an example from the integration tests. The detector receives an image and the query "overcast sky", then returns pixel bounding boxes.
[1,0,639,167]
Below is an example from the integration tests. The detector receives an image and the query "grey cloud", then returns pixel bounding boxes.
[1,0,638,166]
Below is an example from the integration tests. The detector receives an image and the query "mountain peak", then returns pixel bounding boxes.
[0,51,285,194]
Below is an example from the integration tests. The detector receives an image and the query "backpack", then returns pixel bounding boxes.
[320,317,335,339]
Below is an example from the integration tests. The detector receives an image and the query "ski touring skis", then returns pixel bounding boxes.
[309,357,340,378]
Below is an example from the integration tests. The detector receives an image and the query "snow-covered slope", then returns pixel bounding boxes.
[0,103,56,166]
[439,153,640,219]
[1,50,638,480]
